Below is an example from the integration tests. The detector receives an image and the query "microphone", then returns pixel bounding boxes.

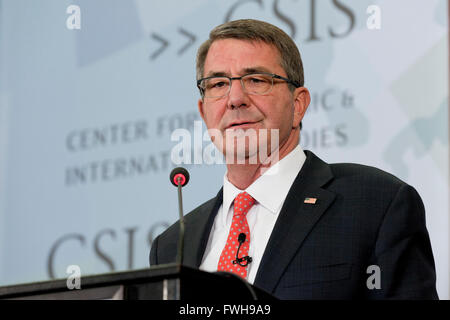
[170,167,190,187]
[232,233,252,267]
[170,167,190,266]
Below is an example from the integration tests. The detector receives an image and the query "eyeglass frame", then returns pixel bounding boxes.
[196,72,301,98]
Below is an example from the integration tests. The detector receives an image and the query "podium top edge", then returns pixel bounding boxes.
[0,264,196,298]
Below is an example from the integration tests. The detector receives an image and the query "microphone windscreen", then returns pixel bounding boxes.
[170,167,190,187]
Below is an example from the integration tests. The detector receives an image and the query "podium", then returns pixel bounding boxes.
[0,264,276,300]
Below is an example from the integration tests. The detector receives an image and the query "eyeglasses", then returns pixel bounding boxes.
[197,72,300,98]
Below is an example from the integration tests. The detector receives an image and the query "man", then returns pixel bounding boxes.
[150,19,438,299]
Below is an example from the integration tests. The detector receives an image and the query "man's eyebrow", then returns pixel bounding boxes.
[205,71,229,78]
[204,66,274,78]
[242,66,272,74]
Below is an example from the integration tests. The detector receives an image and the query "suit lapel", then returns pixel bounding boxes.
[182,188,223,268]
[254,151,336,293]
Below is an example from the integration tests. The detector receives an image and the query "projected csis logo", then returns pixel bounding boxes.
[47,222,170,279]
[150,28,196,60]
[148,1,381,61]
[64,2,380,57]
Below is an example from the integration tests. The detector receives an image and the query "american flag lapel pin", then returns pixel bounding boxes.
[304,197,317,204]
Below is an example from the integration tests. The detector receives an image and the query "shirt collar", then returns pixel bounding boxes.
[222,144,306,224]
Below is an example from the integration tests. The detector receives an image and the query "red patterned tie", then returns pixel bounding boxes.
[217,191,255,279]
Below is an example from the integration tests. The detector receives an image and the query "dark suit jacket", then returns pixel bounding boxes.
[150,150,438,299]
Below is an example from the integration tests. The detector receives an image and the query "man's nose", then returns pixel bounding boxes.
[227,79,248,109]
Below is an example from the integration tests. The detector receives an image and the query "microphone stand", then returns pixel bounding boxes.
[170,167,189,267]
[176,176,185,266]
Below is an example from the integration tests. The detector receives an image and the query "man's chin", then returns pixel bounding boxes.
[209,127,280,165]
[223,148,257,165]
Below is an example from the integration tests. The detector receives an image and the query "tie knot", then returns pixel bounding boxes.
[233,192,255,217]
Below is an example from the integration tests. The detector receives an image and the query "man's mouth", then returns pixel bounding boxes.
[226,121,260,130]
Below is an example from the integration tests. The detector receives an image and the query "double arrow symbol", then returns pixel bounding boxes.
[150,28,196,60]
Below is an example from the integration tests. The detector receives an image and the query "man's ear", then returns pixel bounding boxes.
[292,87,310,128]
[198,98,206,122]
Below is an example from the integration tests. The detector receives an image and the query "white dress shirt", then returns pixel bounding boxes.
[199,145,307,284]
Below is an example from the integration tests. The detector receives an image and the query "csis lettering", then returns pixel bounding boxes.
[225,0,356,41]
[47,222,169,279]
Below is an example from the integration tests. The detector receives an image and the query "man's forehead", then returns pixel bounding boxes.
[203,39,283,76]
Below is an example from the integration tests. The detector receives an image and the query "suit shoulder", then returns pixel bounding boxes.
[325,162,420,201]
[324,162,424,226]
[329,162,406,187]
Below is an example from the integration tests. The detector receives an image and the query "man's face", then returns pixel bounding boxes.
[198,39,309,162]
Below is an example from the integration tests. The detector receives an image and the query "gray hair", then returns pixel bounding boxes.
[196,19,305,91]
